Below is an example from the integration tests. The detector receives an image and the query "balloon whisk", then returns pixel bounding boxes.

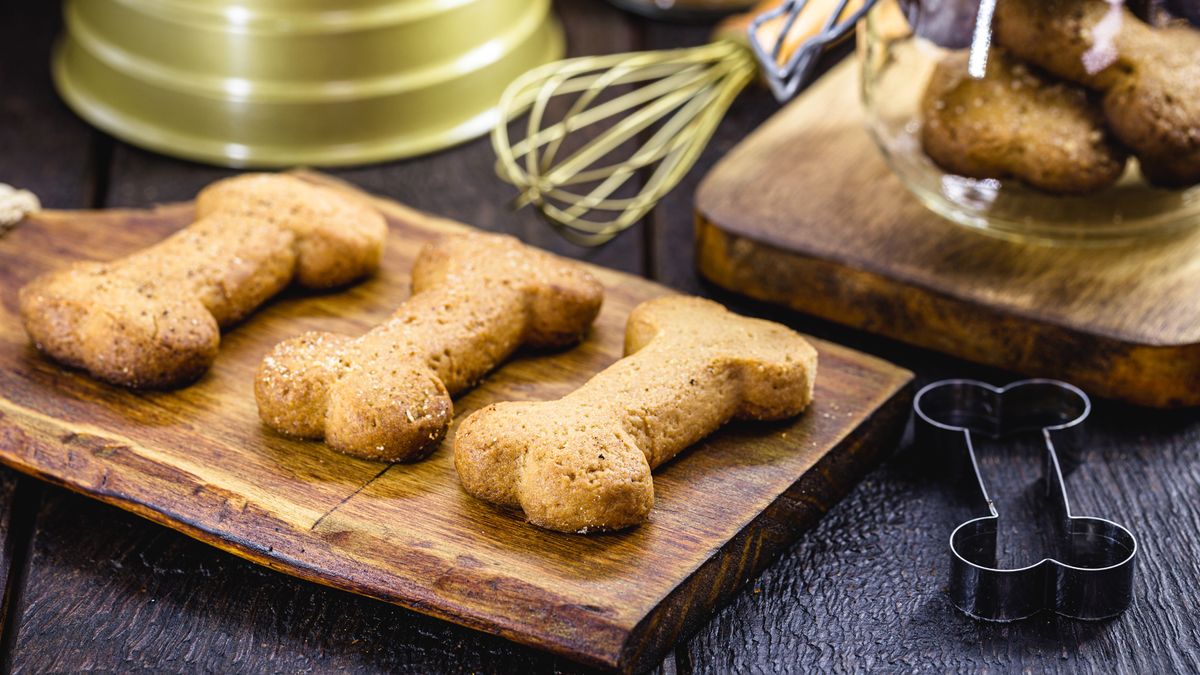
[493,41,757,245]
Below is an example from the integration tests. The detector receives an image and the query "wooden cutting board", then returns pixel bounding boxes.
[696,60,1200,408]
[0,173,912,673]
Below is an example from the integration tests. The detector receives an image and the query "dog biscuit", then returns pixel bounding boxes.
[454,296,817,533]
[195,173,385,288]
[994,0,1200,187]
[921,49,1127,194]
[18,174,387,388]
[255,232,604,462]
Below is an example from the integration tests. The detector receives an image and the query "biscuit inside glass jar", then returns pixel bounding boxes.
[860,0,1200,244]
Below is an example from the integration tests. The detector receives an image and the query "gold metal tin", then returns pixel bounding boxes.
[52,0,564,167]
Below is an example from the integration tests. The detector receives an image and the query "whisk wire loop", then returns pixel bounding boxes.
[493,40,758,245]
[505,62,718,162]
[539,60,751,244]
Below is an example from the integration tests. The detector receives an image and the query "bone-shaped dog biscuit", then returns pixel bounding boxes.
[994,0,1200,187]
[255,232,604,462]
[454,296,818,533]
[195,173,386,289]
[18,174,386,388]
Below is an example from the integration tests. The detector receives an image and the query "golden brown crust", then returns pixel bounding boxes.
[994,0,1200,187]
[196,174,387,288]
[18,174,387,388]
[920,50,1127,194]
[255,232,604,463]
[454,296,818,534]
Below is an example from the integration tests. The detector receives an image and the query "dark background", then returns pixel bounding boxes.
[1,1,1197,672]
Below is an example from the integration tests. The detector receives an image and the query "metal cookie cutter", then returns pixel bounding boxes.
[913,379,1137,622]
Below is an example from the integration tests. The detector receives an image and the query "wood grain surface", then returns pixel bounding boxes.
[0,3,101,668]
[0,174,912,671]
[681,398,1200,674]
[4,2,1199,673]
[695,59,1200,408]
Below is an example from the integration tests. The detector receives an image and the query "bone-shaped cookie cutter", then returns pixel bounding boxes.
[913,379,1137,622]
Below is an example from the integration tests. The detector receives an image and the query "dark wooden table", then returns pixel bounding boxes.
[2,2,1198,672]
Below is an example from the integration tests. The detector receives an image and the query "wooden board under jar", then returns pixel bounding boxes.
[695,60,1200,408]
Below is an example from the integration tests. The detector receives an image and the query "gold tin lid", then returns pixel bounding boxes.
[52,0,564,167]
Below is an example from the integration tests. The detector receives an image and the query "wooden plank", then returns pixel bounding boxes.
[678,394,1200,673]
[0,470,25,663]
[695,59,1200,408]
[9,490,572,673]
[0,173,912,672]
[0,0,99,665]
[667,292,1200,671]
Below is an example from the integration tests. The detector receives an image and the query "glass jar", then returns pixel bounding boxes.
[857,3,1200,245]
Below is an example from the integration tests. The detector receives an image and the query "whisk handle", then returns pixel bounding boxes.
[733,0,884,101]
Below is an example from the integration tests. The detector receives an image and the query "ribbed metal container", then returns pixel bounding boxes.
[52,0,564,167]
